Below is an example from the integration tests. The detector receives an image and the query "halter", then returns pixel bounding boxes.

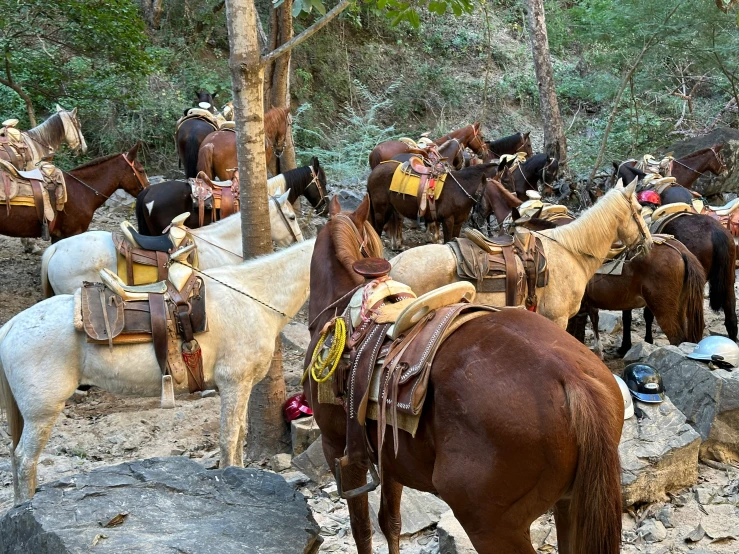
[305,166,328,213]
[59,110,85,153]
[517,162,536,191]
[467,125,489,158]
[270,195,302,243]
[540,158,556,189]
[122,153,150,190]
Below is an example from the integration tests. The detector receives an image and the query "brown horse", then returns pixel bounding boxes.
[368,123,488,168]
[367,162,498,248]
[670,145,726,188]
[485,131,533,159]
[500,154,559,200]
[196,107,290,180]
[0,143,148,240]
[303,196,623,554]
[477,177,522,230]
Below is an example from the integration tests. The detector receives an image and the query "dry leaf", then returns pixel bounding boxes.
[103,512,129,528]
[91,534,108,547]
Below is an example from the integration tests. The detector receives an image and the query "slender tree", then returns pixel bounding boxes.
[524,0,567,164]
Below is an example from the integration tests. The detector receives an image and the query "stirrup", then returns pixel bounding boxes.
[334,456,381,499]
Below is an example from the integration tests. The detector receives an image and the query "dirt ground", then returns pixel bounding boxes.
[1,200,738,552]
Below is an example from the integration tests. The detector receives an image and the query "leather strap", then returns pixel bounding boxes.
[100,289,114,351]
[220,187,236,218]
[125,244,134,285]
[1,172,10,214]
[501,245,517,306]
[155,251,169,281]
[149,293,169,375]
[29,179,45,223]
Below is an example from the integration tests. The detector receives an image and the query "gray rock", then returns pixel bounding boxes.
[291,416,321,456]
[368,488,450,536]
[684,524,706,543]
[646,345,739,462]
[281,321,311,353]
[655,504,675,528]
[619,395,701,506]
[664,128,739,197]
[282,471,310,488]
[333,189,364,213]
[598,311,622,334]
[0,457,321,554]
[270,452,293,472]
[291,436,333,485]
[437,511,475,554]
[623,341,659,364]
[638,519,667,543]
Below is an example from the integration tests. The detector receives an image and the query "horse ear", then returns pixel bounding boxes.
[211,90,218,98]
[312,156,319,170]
[127,141,141,160]
[614,178,624,190]
[329,195,342,217]
[715,143,724,152]
[56,104,63,112]
[354,195,371,225]
[624,177,638,196]
[473,121,480,130]
[278,190,290,204]
[524,131,530,139]
[613,161,620,170]
[71,107,78,117]
[511,207,522,221]
[194,89,200,97]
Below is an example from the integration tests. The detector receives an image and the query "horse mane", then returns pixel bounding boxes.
[680,147,713,160]
[546,188,630,258]
[25,112,65,145]
[283,165,311,191]
[523,153,548,171]
[331,214,384,283]
[486,132,523,151]
[71,152,122,171]
[264,107,290,140]
[492,179,521,207]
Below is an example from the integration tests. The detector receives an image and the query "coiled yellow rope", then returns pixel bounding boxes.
[308,317,347,384]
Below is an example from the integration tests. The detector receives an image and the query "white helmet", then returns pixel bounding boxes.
[614,374,634,420]
[687,336,739,369]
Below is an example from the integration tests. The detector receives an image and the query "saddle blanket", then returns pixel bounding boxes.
[389,162,446,198]
[595,234,673,276]
[0,161,66,221]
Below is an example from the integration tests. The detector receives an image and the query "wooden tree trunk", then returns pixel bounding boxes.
[2,52,36,127]
[225,0,288,460]
[525,0,567,164]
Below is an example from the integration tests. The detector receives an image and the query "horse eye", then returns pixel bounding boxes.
[289,214,296,220]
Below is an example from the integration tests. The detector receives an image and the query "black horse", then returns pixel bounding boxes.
[176,90,220,179]
[135,158,329,235]
[499,154,559,200]
[614,162,694,205]
[183,90,218,116]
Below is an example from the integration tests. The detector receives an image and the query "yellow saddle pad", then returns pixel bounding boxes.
[389,163,447,198]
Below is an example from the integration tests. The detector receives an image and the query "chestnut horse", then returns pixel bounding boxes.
[368,123,488,168]
[500,154,559,200]
[196,107,290,180]
[0,143,148,240]
[670,145,726,188]
[477,177,522,231]
[367,162,499,248]
[303,195,623,554]
[615,163,696,205]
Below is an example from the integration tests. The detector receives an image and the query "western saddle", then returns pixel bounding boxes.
[190,170,240,227]
[0,157,66,239]
[306,258,499,498]
[0,119,33,170]
[449,228,548,310]
[389,151,448,221]
[79,213,207,407]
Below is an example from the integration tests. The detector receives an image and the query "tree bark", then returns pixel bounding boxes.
[524,0,566,164]
[2,52,36,127]
[140,0,164,29]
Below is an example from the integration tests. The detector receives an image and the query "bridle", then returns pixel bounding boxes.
[122,153,150,190]
[672,147,725,177]
[467,125,489,158]
[334,213,374,258]
[306,166,328,213]
[59,110,85,153]
[270,195,302,243]
[626,193,651,251]
[540,158,556,190]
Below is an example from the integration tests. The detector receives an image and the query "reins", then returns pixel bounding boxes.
[270,194,301,243]
[68,154,147,201]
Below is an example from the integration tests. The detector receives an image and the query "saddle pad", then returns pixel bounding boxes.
[0,163,63,220]
[113,232,167,286]
[81,283,125,342]
[389,163,446,198]
[175,113,218,134]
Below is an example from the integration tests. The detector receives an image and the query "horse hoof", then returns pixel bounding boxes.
[616,346,630,357]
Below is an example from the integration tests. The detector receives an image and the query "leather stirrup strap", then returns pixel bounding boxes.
[99,289,114,352]
[149,293,169,375]
[1,172,10,214]
[29,179,45,224]
[125,244,134,285]
[155,251,169,281]
[501,245,517,306]
[221,187,235,218]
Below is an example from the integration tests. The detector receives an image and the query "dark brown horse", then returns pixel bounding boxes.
[368,123,488,168]
[196,107,290,180]
[500,154,559,200]
[477,177,522,230]
[176,117,218,179]
[185,90,218,115]
[135,160,329,234]
[670,145,726,188]
[303,195,623,554]
[485,131,533,159]
[0,143,148,240]
[367,162,498,248]
[615,163,695,205]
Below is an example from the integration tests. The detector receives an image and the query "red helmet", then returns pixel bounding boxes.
[637,190,661,206]
[283,393,313,422]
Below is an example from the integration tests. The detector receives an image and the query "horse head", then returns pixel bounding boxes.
[710,144,727,175]
[466,122,489,160]
[121,142,150,196]
[271,190,304,247]
[311,157,330,216]
[194,90,218,113]
[519,131,534,158]
[613,177,651,253]
[56,105,87,154]
[540,156,559,194]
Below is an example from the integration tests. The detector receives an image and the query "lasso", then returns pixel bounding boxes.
[309,317,347,383]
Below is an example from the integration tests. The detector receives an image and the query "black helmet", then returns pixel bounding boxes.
[623,363,665,403]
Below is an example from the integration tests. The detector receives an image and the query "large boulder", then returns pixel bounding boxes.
[646,345,739,463]
[619,396,701,506]
[0,457,321,554]
[663,127,739,197]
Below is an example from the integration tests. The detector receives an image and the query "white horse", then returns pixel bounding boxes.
[41,190,303,297]
[0,239,315,503]
[390,179,650,328]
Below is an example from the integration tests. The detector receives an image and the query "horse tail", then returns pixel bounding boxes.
[184,133,203,179]
[368,148,381,170]
[565,372,622,554]
[708,226,734,312]
[679,249,706,343]
[40,243,57,298]
[196,143,214,180]
[0,319,24,453]
[135,189,151,235]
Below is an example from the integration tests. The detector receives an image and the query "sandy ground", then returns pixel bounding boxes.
[1,198,738,552]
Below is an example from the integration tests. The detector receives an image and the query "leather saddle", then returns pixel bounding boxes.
[310,260,498,498]
[399,155,447,220]
[448,228,548,310]
[648,202,695,234]
[704,197,739,237]
[190,171,240,227]
[80,235,208,404]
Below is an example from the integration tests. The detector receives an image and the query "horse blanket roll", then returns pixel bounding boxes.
[389,162,447,198]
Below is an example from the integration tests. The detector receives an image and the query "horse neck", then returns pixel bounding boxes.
[545,190,629,274]
[191,213,244,263]
[213,239,315,327]
[65,161,125,213]
[24,113,64,159]
[488,133,520,155]
[523,155,547,179]
[490,183,520,224]
[308,236,358,335]
[283,166,311,203]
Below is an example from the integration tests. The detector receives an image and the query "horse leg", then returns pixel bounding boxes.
[20,238,42,255]
[218,378,252,467]
[441,217,456,244]
[590,308,603,359]
[15,404,65,502]
[643,308,654,344]
[378,477,403,554]
[724,287,738,341]
[617,310,633,357]
[552,499,574,554]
